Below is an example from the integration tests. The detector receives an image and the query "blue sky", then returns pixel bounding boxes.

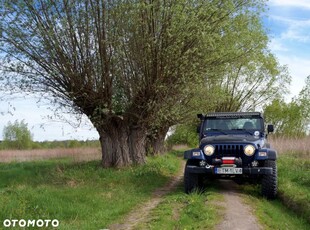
[265,0,310,96]
[1,0,310,141]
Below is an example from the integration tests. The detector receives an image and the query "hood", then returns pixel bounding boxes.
[200,134,264,146]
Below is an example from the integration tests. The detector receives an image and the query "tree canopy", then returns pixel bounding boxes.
[2,120,33,149]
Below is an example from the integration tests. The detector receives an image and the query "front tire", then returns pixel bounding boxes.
[261,160,277,199]
[184,161,203,193]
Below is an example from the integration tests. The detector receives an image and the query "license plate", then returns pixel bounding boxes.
[215,167,242,174]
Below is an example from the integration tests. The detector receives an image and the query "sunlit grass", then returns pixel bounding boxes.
[0,152,181,229]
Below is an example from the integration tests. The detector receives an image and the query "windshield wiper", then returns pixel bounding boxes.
[231,129,253,135]
[208,129,228,135]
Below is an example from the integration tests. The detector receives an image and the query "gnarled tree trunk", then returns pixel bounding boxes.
[97,118,147,168]
[129,128,147,164]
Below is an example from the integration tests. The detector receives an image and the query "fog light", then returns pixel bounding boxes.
[199,160,206,167]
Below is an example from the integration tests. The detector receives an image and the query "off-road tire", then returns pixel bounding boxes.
[261,160,277,199]
[184,161,203,194]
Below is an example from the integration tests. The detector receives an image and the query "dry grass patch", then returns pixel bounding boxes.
[269,136,310,158]
[0,147,101,162]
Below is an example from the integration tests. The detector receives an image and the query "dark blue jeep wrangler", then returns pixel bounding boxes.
[184,112,277,199]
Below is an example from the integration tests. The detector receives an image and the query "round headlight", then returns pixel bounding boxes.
[244,145,255,156]
[204,145,215,156]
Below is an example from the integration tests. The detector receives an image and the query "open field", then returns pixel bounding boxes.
[0,147,101,163]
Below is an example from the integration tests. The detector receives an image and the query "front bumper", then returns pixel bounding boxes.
[186,165,273,175]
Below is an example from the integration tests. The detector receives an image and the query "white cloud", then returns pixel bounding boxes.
[269,38,289,52]
[270,0,310,9]
[268,15,310,42]
[275,54,310,97]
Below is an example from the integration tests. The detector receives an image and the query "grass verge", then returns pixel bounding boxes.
[241,152,310,229]
[0,152,181,229]
[242,185,309,230]
[277,154,310,223]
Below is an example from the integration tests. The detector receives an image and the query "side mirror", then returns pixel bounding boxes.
[267,124,274,133]
[196,125,201,133]
[197,114,204,120]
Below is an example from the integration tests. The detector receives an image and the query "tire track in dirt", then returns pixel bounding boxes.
[215,180,263,230]
[109,161,186,230]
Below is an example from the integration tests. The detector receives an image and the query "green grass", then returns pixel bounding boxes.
[277,154,310,223]
[240,152,310,229]
[0,152,181,229]
[242,185,309,230]
[136,184,224,230]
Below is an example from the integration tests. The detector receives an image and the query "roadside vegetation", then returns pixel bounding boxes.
[271,137,310,224]
[0,152,181,229]
[242,186,309,230]
[277,155,310,224]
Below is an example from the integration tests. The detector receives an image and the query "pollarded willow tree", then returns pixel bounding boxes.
[203,7,291,112]
[0,0,273,166]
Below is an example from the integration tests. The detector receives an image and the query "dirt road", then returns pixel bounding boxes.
[215,180,263,230]
[109,163,262,230]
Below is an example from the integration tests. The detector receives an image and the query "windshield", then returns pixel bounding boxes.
[204,117,263,132]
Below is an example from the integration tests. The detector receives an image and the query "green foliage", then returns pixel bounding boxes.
[2,120,33,150]
[0,152,181,229]
[202,1,290,112]
[264,99,306,137]
[166,124,198,148]
[264,75,310,137]
[298,75,310,126]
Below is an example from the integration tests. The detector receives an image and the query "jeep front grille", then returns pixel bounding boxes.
[214,144,244,157]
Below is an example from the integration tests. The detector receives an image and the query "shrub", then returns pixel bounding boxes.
[2,120,33,150]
